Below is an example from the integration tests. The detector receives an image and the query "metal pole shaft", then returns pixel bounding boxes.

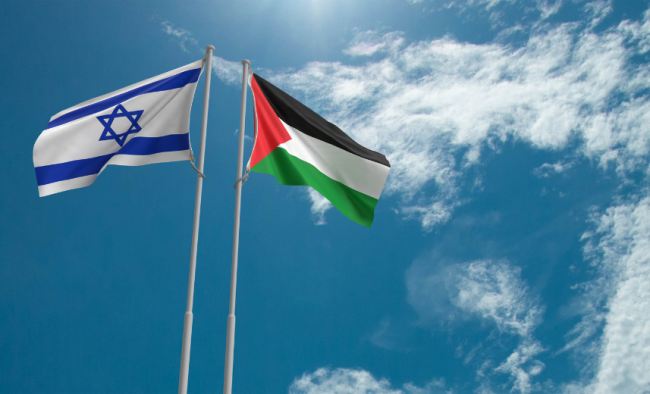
[178,45,215,394]
[223,59,250,394]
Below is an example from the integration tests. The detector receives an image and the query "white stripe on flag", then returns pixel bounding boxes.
[38,174,98,197]
[278,120,390,199]
[109,149,190,166]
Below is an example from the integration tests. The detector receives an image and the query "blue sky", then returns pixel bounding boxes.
[2,0,650,393]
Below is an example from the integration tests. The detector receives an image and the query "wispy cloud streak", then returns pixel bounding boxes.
[161,21,198,53]
[289,368,449,394]
[344,31,405,57]
[406,259,544,393]
[563,195,650,393]
[211,56,242,86]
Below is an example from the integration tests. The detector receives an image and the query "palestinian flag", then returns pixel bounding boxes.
[248,74,390,227]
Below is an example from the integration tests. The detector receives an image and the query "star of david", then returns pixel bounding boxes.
[97,104,144,147]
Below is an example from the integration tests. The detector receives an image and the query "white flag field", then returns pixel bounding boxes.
[33,59,204,197]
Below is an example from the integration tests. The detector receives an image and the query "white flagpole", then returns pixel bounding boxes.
[178,45,215,394]
[223,59,250,394]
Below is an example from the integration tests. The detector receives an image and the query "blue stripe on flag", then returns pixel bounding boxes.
[46,68,202,130]
[35,133,190,186]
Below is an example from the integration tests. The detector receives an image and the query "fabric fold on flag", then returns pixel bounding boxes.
[247,73,390,227]
[33,59,204,197]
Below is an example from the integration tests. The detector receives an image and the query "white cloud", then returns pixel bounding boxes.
[307,188,332,225]
[453,261,542,338]
[211,56,242,86]
[288,368,449,394]
[406,259,544,393]
[453,261,545,394]
[584,0,613,28]
[161,21,198,53]
[563,195,650,393]
[159,22,245,87]
[619,8,650,54]
[406,0,564,21]
[267,12,650,228]
[535,0,563,19]
[289,368,400,394]
[494,342,545,394]
[401,200,458,229]
[533,160,573,177]
[344,31,405,57]
[369,318,394,350]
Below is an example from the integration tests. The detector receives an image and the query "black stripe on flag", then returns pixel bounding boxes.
[253,74,390,167]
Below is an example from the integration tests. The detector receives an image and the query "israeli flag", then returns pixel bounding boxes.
[33,59,204,197]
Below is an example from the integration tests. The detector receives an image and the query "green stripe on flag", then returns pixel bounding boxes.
[251,147,379,227]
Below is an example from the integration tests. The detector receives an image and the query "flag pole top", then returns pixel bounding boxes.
[206,45,215,52]
[242,59,250,66]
